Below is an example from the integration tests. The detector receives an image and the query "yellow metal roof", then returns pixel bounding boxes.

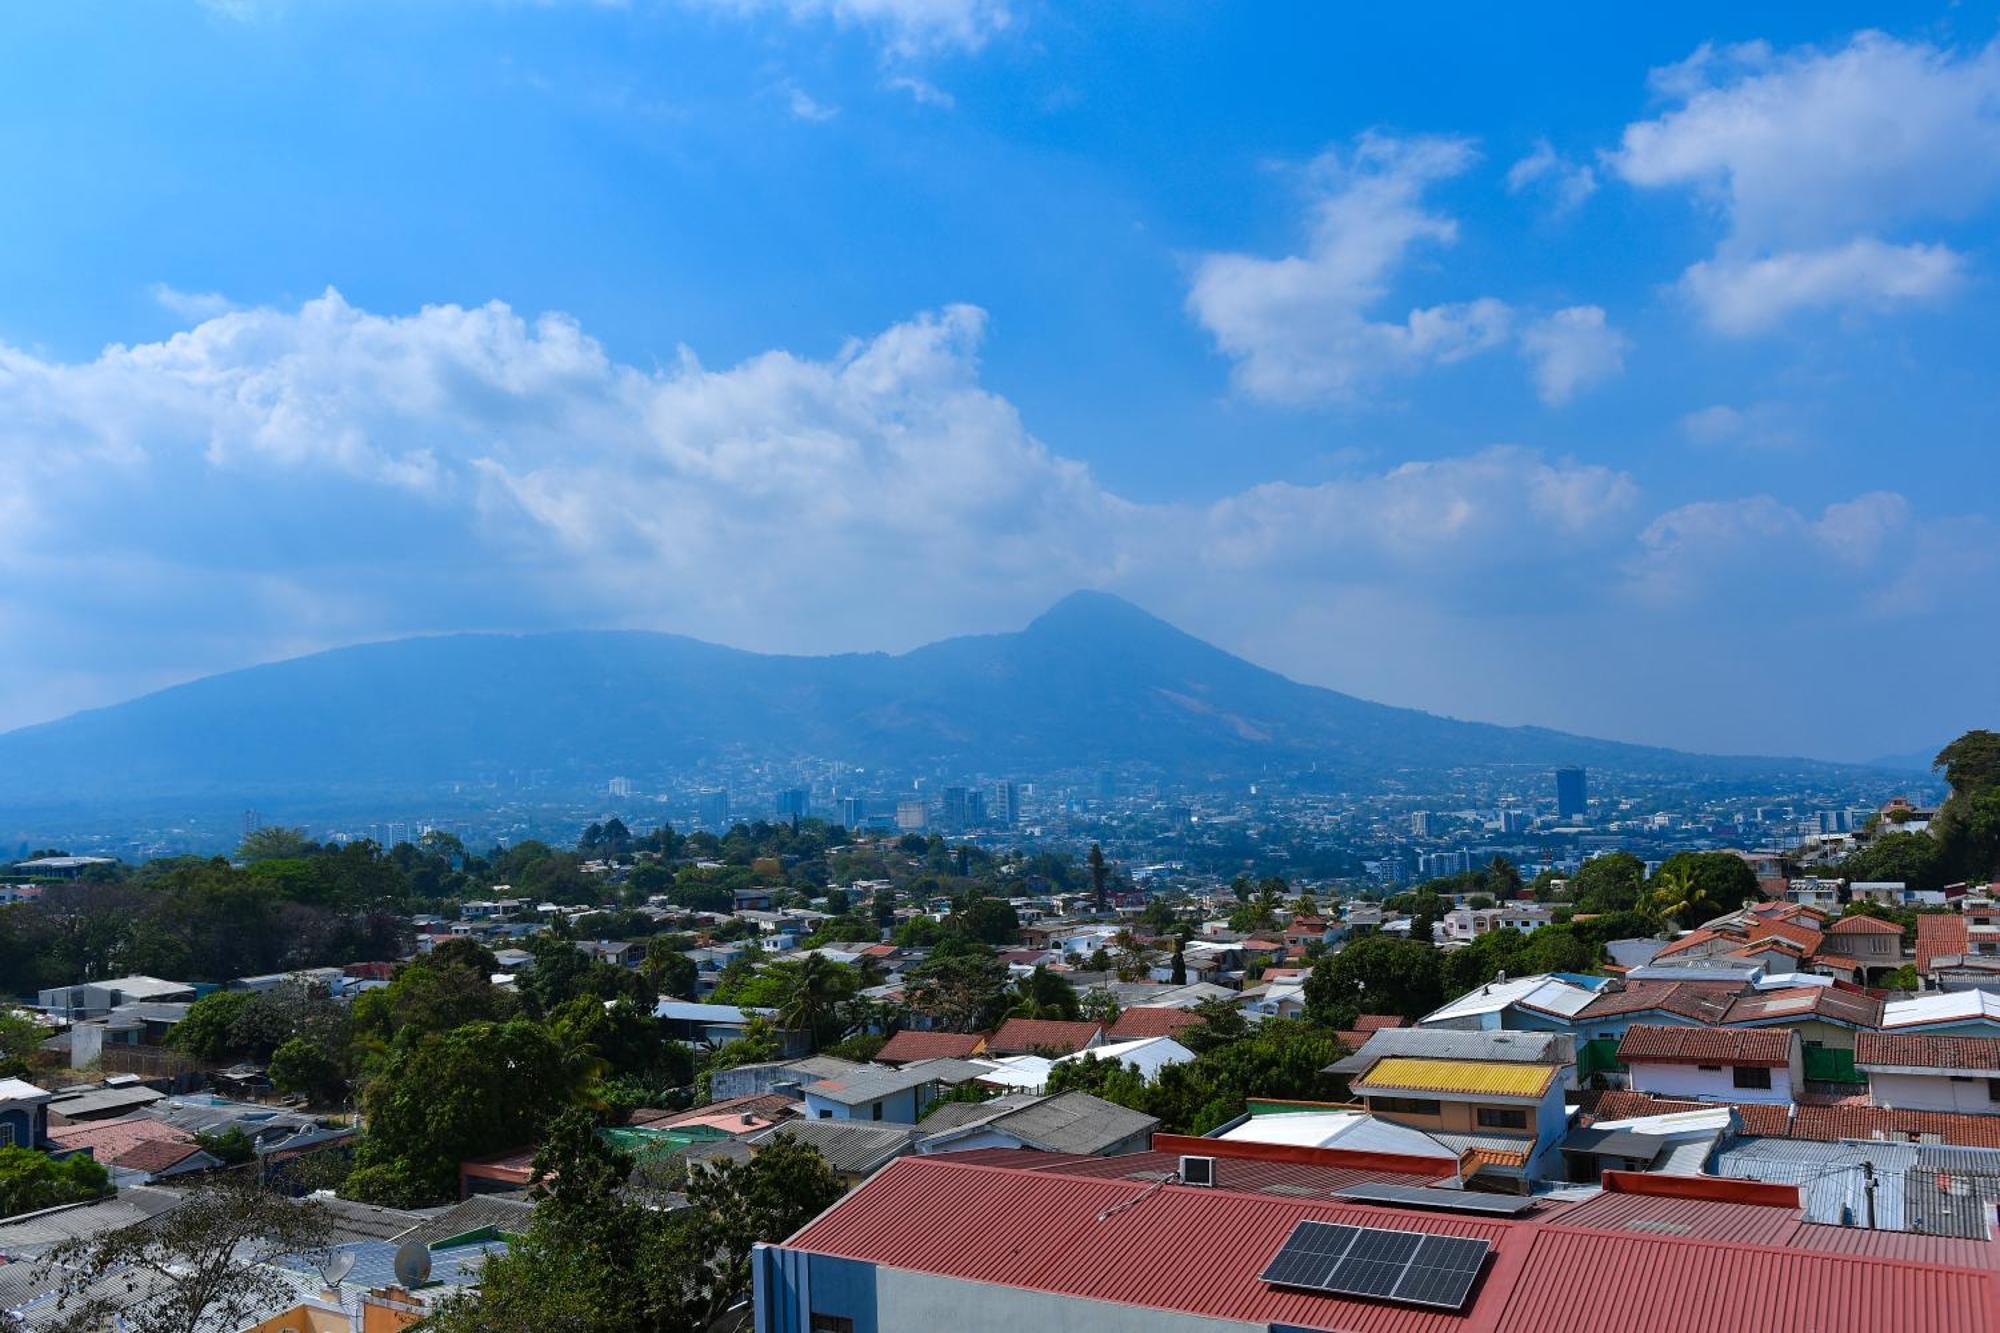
[1354,1057,1556,1099]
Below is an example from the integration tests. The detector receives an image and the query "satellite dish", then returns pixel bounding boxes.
[317,1250,357,1287]
[393,1240,432,1289]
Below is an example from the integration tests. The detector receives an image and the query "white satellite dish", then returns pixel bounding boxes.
[317,1249,357,1288]
[393,1239,432,1289]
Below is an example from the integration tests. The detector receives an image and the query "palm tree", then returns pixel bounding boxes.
[1649,864,1717,928]
[773,954,854,1052]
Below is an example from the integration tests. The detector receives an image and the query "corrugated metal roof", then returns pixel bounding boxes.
[1331,1029,1571,1075]
[1356,1058,1556,1098]
[1545,1190,1802,1245]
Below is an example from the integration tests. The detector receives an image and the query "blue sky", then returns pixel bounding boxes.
[1,1,1996,762]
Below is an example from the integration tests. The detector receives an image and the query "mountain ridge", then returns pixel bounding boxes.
[0,591,1856,812]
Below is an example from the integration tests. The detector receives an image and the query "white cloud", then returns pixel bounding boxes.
[1,290,1987,754]
[783,82,840,121]
[1518,305,1628,405]
[1679,238,1960,335]
[886,74,954,108]
[1614,31,2000,333]
[149,284,237,321]
[691,0,1009,56]
[1505,139,1597,214]
[1679,401,1805,451]
[1186,133,1515,405]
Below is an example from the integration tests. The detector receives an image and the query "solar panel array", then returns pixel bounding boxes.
[1258,1220,1491,1310]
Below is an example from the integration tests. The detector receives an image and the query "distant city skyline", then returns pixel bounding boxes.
[2,3,1997,762]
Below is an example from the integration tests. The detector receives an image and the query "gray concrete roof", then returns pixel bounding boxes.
[926,1090,1156,1156]
[1328,1028,1574,1075]
[751,1120,924,1175]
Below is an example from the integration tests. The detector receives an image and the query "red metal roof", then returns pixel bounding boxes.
[1618,1023,1794,1066]
[1857,1031,2000,1072]
[987,1018,1104,1056]
[1723,985,1884,1029]
[1032,1149,1451,1197]
[781,1155,2000,1333]
[1355,1014,1409,1032]
[875,1029,988,1063]
[1106,1007,1205,1041]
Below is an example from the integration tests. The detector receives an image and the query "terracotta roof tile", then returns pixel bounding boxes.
[1856,1031,2000,1072]
[1617,1023,1793,1066]
[987,1018,1104,1056]
[1828,914,1905,935]
[1106,1007,1204,1041]
[875,1030,988,1063]
[1919,914,1971,971]
[1576,981,1741,1024]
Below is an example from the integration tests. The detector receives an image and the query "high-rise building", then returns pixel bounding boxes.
[1498,810,1530,835]
[1410,811,1434,837]
[1095,770,1117,802]
[775,787,811,820]
[1555,768,1588,821]
[895,800,928,832]
[607,777,634,799]
[965,790,986,826]
[942,786,970,829]
[697,789,731,830]
[840,796,867,828]
[997,781,1021,826]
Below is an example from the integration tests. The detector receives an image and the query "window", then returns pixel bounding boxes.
[1733,1066,1772,1090]
[818,1108,833,1119]
[1988,1079,2000,1102]
[870,1101,883,1121]
[811,1316,855,1333]
[0,1123,14,1148]
[1369,1096,1443,1116]
[1476,1107,1527,1130]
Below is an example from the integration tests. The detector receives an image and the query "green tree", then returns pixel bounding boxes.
[1840,831,1946,891]
[770,955,859,1052]
[1303,935,1443,1029]
[1088,844,1108,913]
[345,1018,600,1206]
[0,1147,107,1218]
[1007,965,1081,1021]
[903,952,1010,1032]
[0,1009,45,1078]
[166,990,259,1062]
[236,826,311,864]
[1570,852,1647,914]
[268,1036,348,1104]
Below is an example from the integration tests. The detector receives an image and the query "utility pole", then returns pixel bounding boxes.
[1862,1160,1877,1230]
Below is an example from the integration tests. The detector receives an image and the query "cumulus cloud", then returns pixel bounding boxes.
[1679,402,1805,451]
[0,291,1982,749]
[1505,139,1597,214]
[1518,306,1628,405]
[1186,133,1514,404]
[783,82,840,121]
[886,74,954,108]
[1614,31,2000,333]
[1627,489,1933,605]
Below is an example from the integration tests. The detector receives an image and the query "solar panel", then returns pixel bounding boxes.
[1261,1221,1491,1311]
[1335,1182,1542,1216]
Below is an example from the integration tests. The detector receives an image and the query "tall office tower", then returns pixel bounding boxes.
[895,799,928,832]
[775,787,810,820]
[1499,810,1530,835]
[1410,811,1434,837]
[607,777,634,798]
[965,790,986,826]
[840,796,867,828]
[697,789,731,830]
[1095,770,1117,802]
[1555,768,1588,821]
[998,781,1021,826]
[942,786,970,829]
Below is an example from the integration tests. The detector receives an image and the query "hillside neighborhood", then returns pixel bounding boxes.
[0,738,1993,1330]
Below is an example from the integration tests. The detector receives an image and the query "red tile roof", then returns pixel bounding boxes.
[1748,918,1824,951]
[1617,1023,1794,1066]
[781,1155,2000,1333]
[1856,1031,2000,1072]
[987,1018,1103,1056]
[1577,981,1741,1024]
[1722,985,1884,1029]
[45,1115,189,1161]
[1106,1007,1204,1041]
[112,1138,206,1173]
[1585,1090,2000,1148]
[1354,1014,1408,1033]
[1651,929,1723,960]
[874,1029,987,1063]
[1828,914,1905,935]
[1919,914,1971,971]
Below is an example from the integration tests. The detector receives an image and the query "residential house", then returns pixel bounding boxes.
[1616,1024,1800,1106]
[1055,1035,1194,1083]
[1855,1032,2000,1115]
[800,1065,951,1124]
[1720,984,1882,1064]
[985,1018,1103,1057]
[1881,990,2000,1035]
[1106,1006,1206,1043]
[1441,903,1553,943]
[1348,1053,1571,1186]
[873,1030,987,1064]
[750,1120,925,1184]
[0,1078,51,1149]
[753,1153,2000,1333]
[655,999,799,1052]
[917,1090,1156,1156]
[1786,878,1844,909]
[1814,913,1905,981]
[1417,973,1604,1033]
